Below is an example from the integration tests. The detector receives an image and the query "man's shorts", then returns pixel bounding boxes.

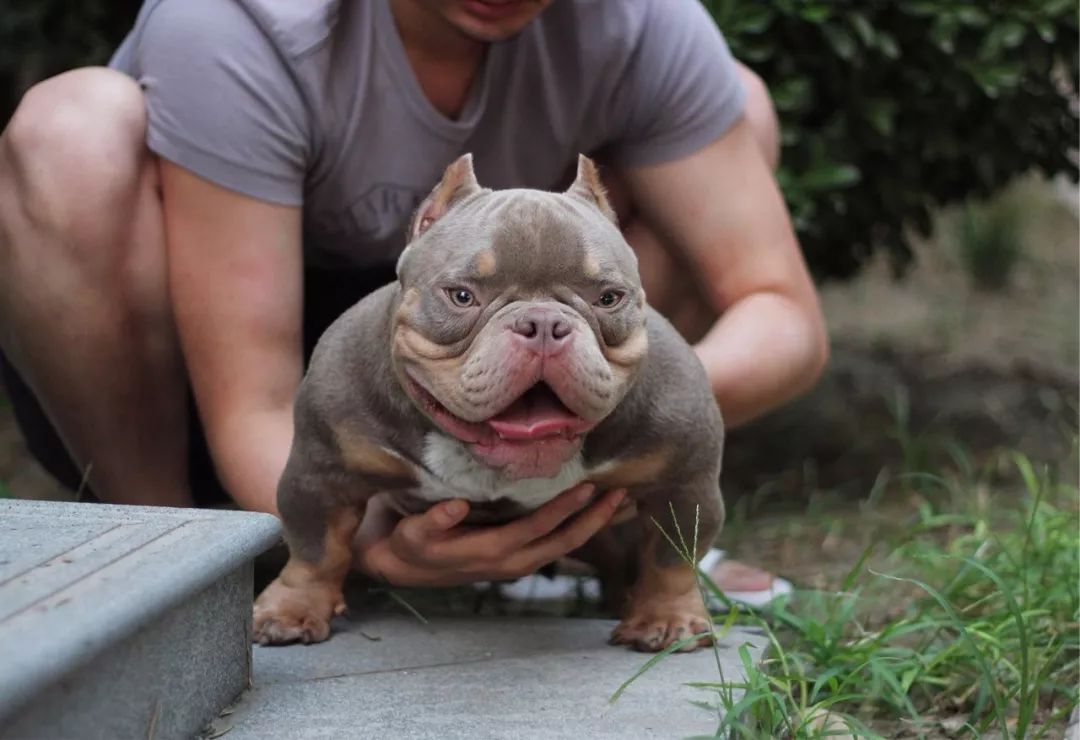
[0,264,398,507]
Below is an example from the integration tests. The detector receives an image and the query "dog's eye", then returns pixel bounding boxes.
[595,291,624,309]
[447,288,476,308]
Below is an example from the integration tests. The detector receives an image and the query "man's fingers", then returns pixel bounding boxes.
[390,484,596,569]
[474,483,596,554]
[438,483,602,565]
[506,488,627,576]
[360,541,461,588]
[355,489,629,587]
[392,498,470,560]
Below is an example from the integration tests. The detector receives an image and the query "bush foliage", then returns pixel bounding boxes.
[0,2,141,119]
[2,1,1077,280]
[708,0,1079,279]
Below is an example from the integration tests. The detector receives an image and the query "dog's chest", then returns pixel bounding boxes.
[413,433,587,510]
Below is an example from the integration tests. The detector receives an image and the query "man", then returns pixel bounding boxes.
[0,0,827,593]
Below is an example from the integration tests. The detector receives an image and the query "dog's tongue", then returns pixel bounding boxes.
[487,384,581,440]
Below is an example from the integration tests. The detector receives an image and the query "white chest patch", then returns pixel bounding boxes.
[417,433,587,510]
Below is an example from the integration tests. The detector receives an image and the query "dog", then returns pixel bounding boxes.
[252,154,724,653]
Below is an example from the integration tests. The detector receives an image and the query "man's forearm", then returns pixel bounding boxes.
[206,407,295,516]
[694,290,829,428]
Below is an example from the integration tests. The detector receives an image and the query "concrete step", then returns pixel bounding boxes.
[1,498,764,739]
[211,614,765,740]
[0,499,281,740]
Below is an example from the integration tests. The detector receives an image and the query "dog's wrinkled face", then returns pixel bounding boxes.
[392,154,648,480]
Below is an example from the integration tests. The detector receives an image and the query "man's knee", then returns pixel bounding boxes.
[734,62,780,171]
[2,67,150,249]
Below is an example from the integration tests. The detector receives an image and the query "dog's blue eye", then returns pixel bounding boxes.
[596,291,623,308]
[448,289,476,308]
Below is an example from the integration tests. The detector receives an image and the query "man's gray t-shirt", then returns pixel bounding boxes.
[111,0,746,268]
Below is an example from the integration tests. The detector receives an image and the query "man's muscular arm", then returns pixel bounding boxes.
[621,117,829,427]
[159,162,302,515]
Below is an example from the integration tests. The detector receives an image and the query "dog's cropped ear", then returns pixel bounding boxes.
[565,154,617,225]
[407,153,483,243]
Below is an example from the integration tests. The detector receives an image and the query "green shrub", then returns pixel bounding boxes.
[0,2,141,118]
[706,0,1079,280]
[1,1,1077,281]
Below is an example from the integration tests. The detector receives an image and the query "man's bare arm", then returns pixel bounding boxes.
[159,162,303,515]
[621,117,829,427]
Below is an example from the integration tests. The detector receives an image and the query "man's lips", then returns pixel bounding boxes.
[404,371,590,445]
[461,0,533,22]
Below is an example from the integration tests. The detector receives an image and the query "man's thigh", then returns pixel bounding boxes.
[599,170,716,343]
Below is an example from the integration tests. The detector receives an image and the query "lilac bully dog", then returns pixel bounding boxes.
[253,154,725,653]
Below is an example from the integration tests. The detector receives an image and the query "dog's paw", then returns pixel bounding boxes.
[609,603,713,653]
[252,577,346,646]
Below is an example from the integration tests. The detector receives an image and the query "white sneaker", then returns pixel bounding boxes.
[477,548,792,610]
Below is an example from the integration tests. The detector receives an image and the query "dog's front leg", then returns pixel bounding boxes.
[253,463,367,646]
[609,481,724,653]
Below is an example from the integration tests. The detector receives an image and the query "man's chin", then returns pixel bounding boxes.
[468,436,582,480]
[446,1,550,42]
[451,21,532,43]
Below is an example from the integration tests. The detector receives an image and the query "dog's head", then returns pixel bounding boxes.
[392,154,648,479]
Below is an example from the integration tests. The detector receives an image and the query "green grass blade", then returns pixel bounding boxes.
[869,568,1011,739]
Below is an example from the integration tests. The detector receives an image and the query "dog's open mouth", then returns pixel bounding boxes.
[405,373,590,446]
[486,382,583,440]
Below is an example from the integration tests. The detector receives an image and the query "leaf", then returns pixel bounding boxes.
[1035,21,1056,43]
[981,22,1027,60]
[848,13,875,47]
[608,633,712,705]
[731,4,774,34]
[875,30,901,59]
[864,100,897,137]
[821,23,856,61]
[795,3,831,22]
[870,569,1012,738]
[955,6,990,27]
[771,77,813,112]
[973,64,1024,97]
[800,163,862,192]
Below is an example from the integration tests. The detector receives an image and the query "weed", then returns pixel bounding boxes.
[615,448,1079,739]
[958,196,1025,292]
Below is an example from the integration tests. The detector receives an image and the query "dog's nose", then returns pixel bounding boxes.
[511,310,573,355]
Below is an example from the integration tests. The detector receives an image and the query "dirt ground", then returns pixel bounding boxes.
[2,176,1077,528]
[719,174,1078,587]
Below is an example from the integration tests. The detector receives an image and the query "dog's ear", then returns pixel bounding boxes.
[565,154,617,225]
[407,154,483,243]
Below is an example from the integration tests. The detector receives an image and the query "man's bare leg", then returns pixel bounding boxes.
[0,68,190,506]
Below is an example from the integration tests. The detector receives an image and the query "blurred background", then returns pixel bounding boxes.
[0,1,1077,570]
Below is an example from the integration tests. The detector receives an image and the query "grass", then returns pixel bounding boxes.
[615,442,1079,739]
[957,193,1025,292]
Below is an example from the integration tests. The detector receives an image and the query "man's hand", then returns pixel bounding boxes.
[351,484,627,587]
